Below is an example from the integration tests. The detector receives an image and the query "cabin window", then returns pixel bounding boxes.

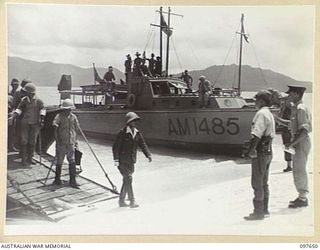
[151,81,171,95]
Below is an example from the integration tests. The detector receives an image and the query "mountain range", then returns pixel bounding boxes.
[8,56,312,92]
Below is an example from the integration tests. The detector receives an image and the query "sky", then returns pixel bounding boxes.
[7,4,315,82]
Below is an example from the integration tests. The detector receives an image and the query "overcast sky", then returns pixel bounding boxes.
[7,4,314,81]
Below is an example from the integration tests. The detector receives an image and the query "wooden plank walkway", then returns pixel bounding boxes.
[7,152,118,222]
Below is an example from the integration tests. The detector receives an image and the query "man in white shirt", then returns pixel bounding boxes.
[244,90,275,221]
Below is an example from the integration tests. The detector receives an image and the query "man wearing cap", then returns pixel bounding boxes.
[113,112,152,208]
[124,54,132,82]
[52,99,80,188]
[133,52,143,76]
[9,78,19,96]
[285,85,312,208]
[198,76,211,108]
[11,82,46,166]
[244,90,275,220]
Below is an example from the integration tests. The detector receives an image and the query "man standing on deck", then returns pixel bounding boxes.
[11,82,46,167]
[113,112,152,208]
[103,66,116,83]
[244,90,275,221]
[198,76,210,108]
[124,54,132,82]
[52,99,80,188]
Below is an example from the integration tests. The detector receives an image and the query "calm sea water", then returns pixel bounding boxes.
[36,86,313,110]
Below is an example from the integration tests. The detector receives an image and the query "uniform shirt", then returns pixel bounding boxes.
[12,88,24,109]
[251,106,276,139]
[15,96,46,124]
[198,80,210,94]
[103,71,115,82]
[53,112,79,145]
[290,100,312,136]
[125,58,132,73]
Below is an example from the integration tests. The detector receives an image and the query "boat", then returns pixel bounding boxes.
[44,8,262,155]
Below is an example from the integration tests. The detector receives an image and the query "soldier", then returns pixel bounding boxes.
[113,112,152,208]
[198,76,210,108]
[13,79,31,109]
[285,85,312,208]
[180,70,193,93]
[124,54,132,82]
[244,90,275,220]
[52,99,80,188]
[146,53,156,76]
[133,52,143,76]
[9,78,19,96]
[103,66,116,83]
[279,96,293,172]
[11,83,46,166]
[154,56,162,76]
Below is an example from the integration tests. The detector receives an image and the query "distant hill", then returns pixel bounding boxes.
[8,57,124,87]
[174,64,312,93]
[8,56,312,92]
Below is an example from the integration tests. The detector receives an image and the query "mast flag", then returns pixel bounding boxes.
[241,14,249,43]
[93,63,103,83]
[161,13,173,36]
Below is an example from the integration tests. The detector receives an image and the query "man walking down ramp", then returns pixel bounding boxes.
[52,99,80,188]
[113,112,152,208]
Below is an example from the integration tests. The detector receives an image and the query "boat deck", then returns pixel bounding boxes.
[7,152,118,222]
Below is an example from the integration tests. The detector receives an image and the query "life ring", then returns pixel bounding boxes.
[128,93,136,108]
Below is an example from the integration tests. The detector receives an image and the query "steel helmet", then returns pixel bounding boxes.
[61,99,75,109]
[254,90,272,106]
[199,75,206,81]
[125,112,140,124]
[21,79,32,88]
[11,78,19,85]
[22,82,36,94]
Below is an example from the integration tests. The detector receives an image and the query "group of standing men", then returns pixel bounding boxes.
[8,78,81,188]
[244,85,312,220]
[124,52,162,81]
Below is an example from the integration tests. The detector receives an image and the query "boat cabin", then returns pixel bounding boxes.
[59,75,248,111]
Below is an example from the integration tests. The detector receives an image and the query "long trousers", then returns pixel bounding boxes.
[118,163,135,202]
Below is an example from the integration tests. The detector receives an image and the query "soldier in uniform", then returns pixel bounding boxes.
[124,54,132,82]
[113,112,152,208]
[11,83,46,166]
[285,85,312,208]
[9,78,19,96]
[52,99,80,188]
[146,53,156,76]
[198,76,211,108]
[154,56,162,76]
[103,66,116,83]
[133,52,143,76]
[244,90,275,220]
[180,70,193,93]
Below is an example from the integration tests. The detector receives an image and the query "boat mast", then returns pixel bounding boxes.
[237,13,247,96]
[159,6,163,76]
[165,7,171,77]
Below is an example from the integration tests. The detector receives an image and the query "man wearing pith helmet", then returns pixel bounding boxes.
[12,82,46,167]
[52,99,81,188]
[113,112,152,208]
[285,85,311,208]
[244,90,275,221]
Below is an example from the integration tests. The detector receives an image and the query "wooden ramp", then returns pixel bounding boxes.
[7,152,118,222]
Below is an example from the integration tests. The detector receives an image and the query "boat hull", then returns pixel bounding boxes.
[74,108,256,154]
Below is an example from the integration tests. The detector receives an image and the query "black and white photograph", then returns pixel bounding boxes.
[4,1,317,239]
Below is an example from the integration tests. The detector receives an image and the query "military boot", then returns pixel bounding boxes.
[69,163,80,188]
[27,144,37,165]
[20,145,28,167]
[244,200,264,221]
[119,182,129,207]
[127,177,139,208]
[52,164,62,185]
